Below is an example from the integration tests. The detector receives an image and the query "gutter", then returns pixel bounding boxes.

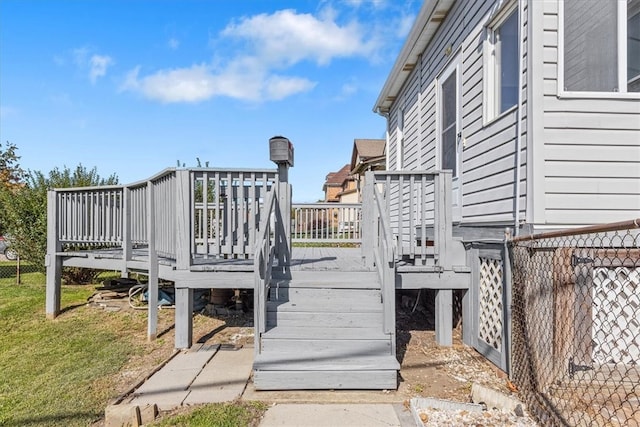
[373,0,454,115]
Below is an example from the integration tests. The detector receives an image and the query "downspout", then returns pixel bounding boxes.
[513,0,524,237]
[378,109,391,171]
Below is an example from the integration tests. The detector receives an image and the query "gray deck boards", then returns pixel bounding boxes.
[254,354,400,371]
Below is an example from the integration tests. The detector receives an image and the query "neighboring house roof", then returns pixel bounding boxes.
[322,164,352,191]
[373,0,456,115]
[350,139,386,174]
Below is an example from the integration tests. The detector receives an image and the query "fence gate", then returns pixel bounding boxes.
[467,245,510,372]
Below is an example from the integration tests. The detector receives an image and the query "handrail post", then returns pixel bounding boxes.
[269,136,294,269]
[175,169,191,270]
[275,163,291,267]
[45,190,62,319]
[147,180,158,341]
[362,171,375,267]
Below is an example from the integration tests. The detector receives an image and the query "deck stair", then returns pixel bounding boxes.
[253,270,400,390]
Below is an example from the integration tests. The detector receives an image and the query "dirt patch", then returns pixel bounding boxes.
[395,297,512,403]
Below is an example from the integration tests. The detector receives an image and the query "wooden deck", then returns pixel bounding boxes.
[45,165,473,390]
[59,246,368,282]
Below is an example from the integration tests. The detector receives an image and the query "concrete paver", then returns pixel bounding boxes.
[184,346,253,405]
[129,345,218,410]
[258,403,404,427]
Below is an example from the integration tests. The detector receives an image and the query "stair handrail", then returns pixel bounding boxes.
[373,185,396,336]
[254,187,277,352]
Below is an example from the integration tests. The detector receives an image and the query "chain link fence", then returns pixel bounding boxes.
[509,219,640,426]
[0,256,43,285]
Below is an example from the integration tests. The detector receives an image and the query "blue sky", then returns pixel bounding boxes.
[0,0,418,202]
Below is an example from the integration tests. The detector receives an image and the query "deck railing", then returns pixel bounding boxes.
[371,184,396,344]
[190,169,277,258]
[56,185,124,245]
[49,168,279,263]
[363,170,453,268]
[254,188,277,354]
[291,202,361,243]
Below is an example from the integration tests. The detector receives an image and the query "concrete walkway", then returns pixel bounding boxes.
[111,343,417,426]
[125,344,253,411]
[258,403,412,427]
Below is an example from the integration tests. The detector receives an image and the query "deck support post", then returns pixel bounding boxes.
[435,289,453,346]
[175,287,193,349]
[147,181,158,341]
[122,187,131,278]
[45,190,62,319]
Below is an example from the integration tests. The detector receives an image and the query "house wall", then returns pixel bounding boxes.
[529,1,640,226]
[325,186,341,202]
[387,0,528,227]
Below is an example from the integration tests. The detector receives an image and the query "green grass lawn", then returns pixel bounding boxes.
[0,268,138,426]
[0,263,266,427]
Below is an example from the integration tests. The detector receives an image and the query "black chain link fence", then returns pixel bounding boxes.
[0,256,43,285]
[509,219,640,426]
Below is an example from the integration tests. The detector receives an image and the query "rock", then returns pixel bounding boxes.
[139,403,158,424]
[104,404,141,427]
[471,383,524,413]
[514,404,524,417]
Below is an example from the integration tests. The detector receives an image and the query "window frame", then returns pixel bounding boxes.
[483,1,519,124]
[558,0,640,99]
[396,107,404,170]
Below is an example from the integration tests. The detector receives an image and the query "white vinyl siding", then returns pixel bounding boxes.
[540,0,640,225]
[386,0,527,226]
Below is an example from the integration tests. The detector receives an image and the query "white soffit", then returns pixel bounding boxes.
[374,0,456,115]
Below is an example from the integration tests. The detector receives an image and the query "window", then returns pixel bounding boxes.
[486,5,519,119]
[629,1,640,91]
[396,108,404,170]
[441,72,458,176]
[563,0,640,93]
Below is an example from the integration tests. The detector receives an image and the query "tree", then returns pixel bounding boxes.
[0,141,25,190]
[0,164,118,279]
[0,142,26,235]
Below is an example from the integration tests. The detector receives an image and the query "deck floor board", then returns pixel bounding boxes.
[61,246,368,274]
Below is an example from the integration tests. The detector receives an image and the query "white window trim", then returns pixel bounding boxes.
[436,50,463,177]
[557,0,640,99]
[396,107,404,170]
[483,0,518,125]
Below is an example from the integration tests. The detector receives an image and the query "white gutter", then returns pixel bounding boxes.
[373,0,456,115]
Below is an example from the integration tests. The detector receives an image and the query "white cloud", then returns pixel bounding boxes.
[89,55,114,83]
[122,9,377,103]
[221,9,377,66]
[71,47,114,83]
[168,37,180,50]
[121,62,316,103]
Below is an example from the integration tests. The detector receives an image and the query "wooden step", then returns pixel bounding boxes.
[262,326,389,340]
[254,353,400,371]
[253,369,398,390]
[269,287,381,304]
[271,271,379,289]
[267,298,382,313]
[259,338,392,355]
[266,310,383,328]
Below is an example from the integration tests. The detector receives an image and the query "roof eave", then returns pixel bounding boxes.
[373,0,456,116]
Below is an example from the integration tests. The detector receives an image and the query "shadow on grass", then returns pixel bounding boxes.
[58,302,89,316]
[10,410,100,427]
